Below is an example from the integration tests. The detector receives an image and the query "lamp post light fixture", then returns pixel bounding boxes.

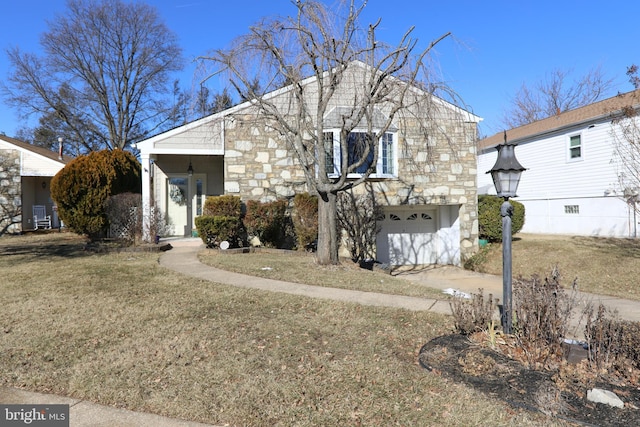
[486,132,526,334]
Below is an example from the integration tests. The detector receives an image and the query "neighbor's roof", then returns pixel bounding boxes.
[479,89,640,151]
[0,134,70,164]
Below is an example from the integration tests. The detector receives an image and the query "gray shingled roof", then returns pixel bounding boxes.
[479,89,640,151]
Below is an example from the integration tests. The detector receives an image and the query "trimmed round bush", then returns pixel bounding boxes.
[244,199,288,248]
[478,194,525,242]
[196,195,246,248]
[50,149,141,239]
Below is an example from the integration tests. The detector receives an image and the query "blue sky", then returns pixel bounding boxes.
[0,0,638,139]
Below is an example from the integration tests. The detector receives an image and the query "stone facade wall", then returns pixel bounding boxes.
[223,115,310,201]
[222,113,479,261]
[0,149,22,233]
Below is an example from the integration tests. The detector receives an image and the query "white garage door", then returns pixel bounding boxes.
[377,209,438,265]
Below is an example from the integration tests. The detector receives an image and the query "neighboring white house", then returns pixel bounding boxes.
[0,135,68,233]
[478,89,640,238]
[137,61,481,266]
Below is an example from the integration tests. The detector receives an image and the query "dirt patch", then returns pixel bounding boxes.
[419,334,640,426]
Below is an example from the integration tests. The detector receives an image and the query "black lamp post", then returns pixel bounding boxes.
[486,132,526,334]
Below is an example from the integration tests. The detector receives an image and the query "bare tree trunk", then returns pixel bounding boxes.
[316,191,339,265]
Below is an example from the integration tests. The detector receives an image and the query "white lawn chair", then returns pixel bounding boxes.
[33,205,52,230]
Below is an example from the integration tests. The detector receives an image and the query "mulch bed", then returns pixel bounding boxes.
[419,334,640,426]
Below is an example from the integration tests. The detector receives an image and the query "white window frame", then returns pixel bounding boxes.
[324,129,398,178]
[567,133,583,162]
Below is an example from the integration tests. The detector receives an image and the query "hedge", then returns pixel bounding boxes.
[478,194,525,242]
[196,195,245,248]
[292,192,318,250]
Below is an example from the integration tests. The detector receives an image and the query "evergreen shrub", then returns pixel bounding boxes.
[50,149,141,239]
[196,195,245,248]
[292,192,318,250]
[244,199,288,247]
[203,195,242,217]
[478,194,525,242]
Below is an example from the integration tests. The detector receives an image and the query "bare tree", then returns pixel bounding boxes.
[2,0,184,152]
[610,68,640,234]
[502,67,614,128]
[210,88,234,114]
[336,184,381,264]
[202,0,464,264]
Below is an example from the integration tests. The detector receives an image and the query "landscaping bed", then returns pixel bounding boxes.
[420,334,640,426]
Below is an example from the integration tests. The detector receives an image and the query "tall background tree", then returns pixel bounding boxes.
[2,0,184,153]
[611,65,640,219]
[502,66,614,128]
[202,0,466,264]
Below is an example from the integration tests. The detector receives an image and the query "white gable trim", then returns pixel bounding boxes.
[0,138,66,177]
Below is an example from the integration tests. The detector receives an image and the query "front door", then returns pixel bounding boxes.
[166,176,188,236]
[166,174,207,237]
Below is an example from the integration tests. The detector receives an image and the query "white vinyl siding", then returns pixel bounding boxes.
[477,121,633,237]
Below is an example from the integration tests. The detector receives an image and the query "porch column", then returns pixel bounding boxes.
[141,154,152,242]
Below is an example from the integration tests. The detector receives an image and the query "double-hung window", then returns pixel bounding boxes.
[323,132,336,175]
[381,132,394,175]
[569,134,582,160]
[323,130,396,177]
[347,132,375,174]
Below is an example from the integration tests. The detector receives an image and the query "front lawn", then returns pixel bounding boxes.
[0,233,554,426]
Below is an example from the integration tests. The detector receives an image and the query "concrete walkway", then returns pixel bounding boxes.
[159,239,640,328]
[3,237,639,426]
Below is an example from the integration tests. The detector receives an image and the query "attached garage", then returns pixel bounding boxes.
[376,205,461,266]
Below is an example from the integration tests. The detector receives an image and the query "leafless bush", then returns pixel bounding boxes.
[105,193,171,244]
[584,303,640,373]
[512,267,578,368]
[450,289,498,335]
[105,193,141,243]
[336,186,381,263]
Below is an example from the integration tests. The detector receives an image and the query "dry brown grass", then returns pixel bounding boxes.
[0,233,559,426]
[198,249,445,299]
[476,233,640,300]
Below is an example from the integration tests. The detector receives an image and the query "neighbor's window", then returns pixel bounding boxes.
[569,134,582,160]
[564,205,580,214]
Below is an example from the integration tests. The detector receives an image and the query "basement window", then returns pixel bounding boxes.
[564,205,580,214]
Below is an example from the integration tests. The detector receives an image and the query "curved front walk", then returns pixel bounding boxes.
[159,242,453,314]
[160,239,640,327]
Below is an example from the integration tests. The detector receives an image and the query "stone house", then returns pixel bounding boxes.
[136,62,481,266]
[0,135,68,233]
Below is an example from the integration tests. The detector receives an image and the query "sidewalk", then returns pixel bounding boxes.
[3,238,639,426]
[0,387,217,427]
